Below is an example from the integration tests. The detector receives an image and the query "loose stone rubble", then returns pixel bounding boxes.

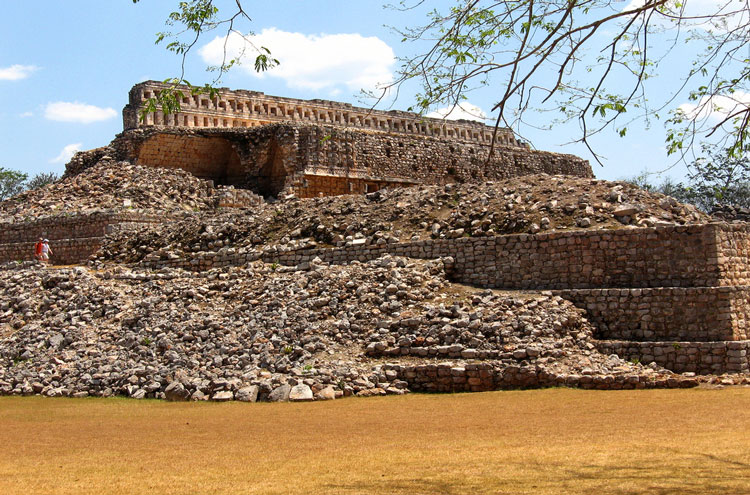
[94,170,710,264]
[3,255,730,402]
[1,163,747,402]
[0,161,220,219]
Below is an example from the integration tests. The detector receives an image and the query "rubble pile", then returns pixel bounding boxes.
[0,256,710,401]
[0,161,218,219]
[98,174,711,263]
[711,204,750,223]
[2,162,742,402]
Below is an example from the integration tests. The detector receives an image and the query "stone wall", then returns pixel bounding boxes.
[0,238,104,266]
[138,224,738,291]
[381,362,697,391]
[134,133,245,184]
[98,125,593,199]
[715,225,750,285]
[132,222,750,375]
[596,341,750,374]
[289,125,593,189]
[0,212,164,265]
[123,80,521,148]
[0,212,163,244]
[555,287,750,341]
[265,224,741,290]
[294,174,417,198]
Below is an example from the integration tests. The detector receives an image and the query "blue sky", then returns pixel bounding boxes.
[1,0,726,183]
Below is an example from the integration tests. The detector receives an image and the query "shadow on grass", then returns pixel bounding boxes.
[557,451,750,495]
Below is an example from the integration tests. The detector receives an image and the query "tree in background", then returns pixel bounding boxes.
[136,1,749,164]
[26,172,60,191]
[387,0,750,162]
[628,147,750,211]
[685,146,750,209]
[0,168,28,201]
[0,169,61,202]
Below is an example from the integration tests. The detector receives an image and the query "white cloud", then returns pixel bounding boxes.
[199,28,395,92]
[49,143,82,164]
[426,103,488,123]
[677,91,750,123]
[19,111,33,118]
[0,64,39,81]
[44,102,117,124]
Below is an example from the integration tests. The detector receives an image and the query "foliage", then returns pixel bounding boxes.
[686,145,750,209]
[135,1,749,163]
[26,172,60,191]
[385,0,750,162]
[0,167,28,201]
[132,0,278,121]
[628,146,750,211]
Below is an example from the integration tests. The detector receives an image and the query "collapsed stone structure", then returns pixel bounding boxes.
[128,221,750,376]
[71,81,591,199]
[1,82,749,400]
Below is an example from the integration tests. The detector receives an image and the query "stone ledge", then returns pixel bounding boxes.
[596,340,750,374]
[554,286,750,342]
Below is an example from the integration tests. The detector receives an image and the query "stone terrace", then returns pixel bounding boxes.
[131,222,750,375]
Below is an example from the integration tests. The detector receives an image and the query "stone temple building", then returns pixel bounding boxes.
[78,81,593,199]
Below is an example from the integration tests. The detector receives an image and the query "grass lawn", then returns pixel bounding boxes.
[0,388,749,494]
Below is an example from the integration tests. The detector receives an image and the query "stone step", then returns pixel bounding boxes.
[596,339,750,375]
[554,286,750,342]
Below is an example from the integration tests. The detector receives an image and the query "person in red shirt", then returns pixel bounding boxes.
[33,237,43,261]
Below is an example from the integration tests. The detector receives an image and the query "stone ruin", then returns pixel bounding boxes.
[0,81,749,393]
[76,80,592,200]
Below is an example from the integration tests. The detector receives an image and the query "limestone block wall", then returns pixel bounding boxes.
[105,125,593,199]
[445,226,724,290]
[715,225,750,285]
[596,341,750,374]
[381,362,697,391]
[118,222,750,374]
[291,125,593,187]
[294,174,417,198]
[0,212,164,265]
[266,225,730,290]
[0,238,104,265]
[139,224,739,291]
[134,134,244,183]
[0,212,163,244]
[555,287,750,341]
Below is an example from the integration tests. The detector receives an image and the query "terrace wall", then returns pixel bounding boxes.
[595,341,750,374]
[139,224,744,291]
[555,287,750,341]
[0,212,164,264]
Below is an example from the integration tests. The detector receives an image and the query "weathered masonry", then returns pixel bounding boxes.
[135,222,750,376]
[106,81,594,198]
[3,210,749,375]
[0,212,165,265]
[123,81,521,146]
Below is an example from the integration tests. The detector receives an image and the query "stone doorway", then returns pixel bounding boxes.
[251,140,289,198]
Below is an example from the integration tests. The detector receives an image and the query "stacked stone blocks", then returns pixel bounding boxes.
[112,82,594,198]
[0,212,164,265]
[134,222,750,375]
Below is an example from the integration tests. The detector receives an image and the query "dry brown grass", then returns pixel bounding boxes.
[1,388,749,494]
